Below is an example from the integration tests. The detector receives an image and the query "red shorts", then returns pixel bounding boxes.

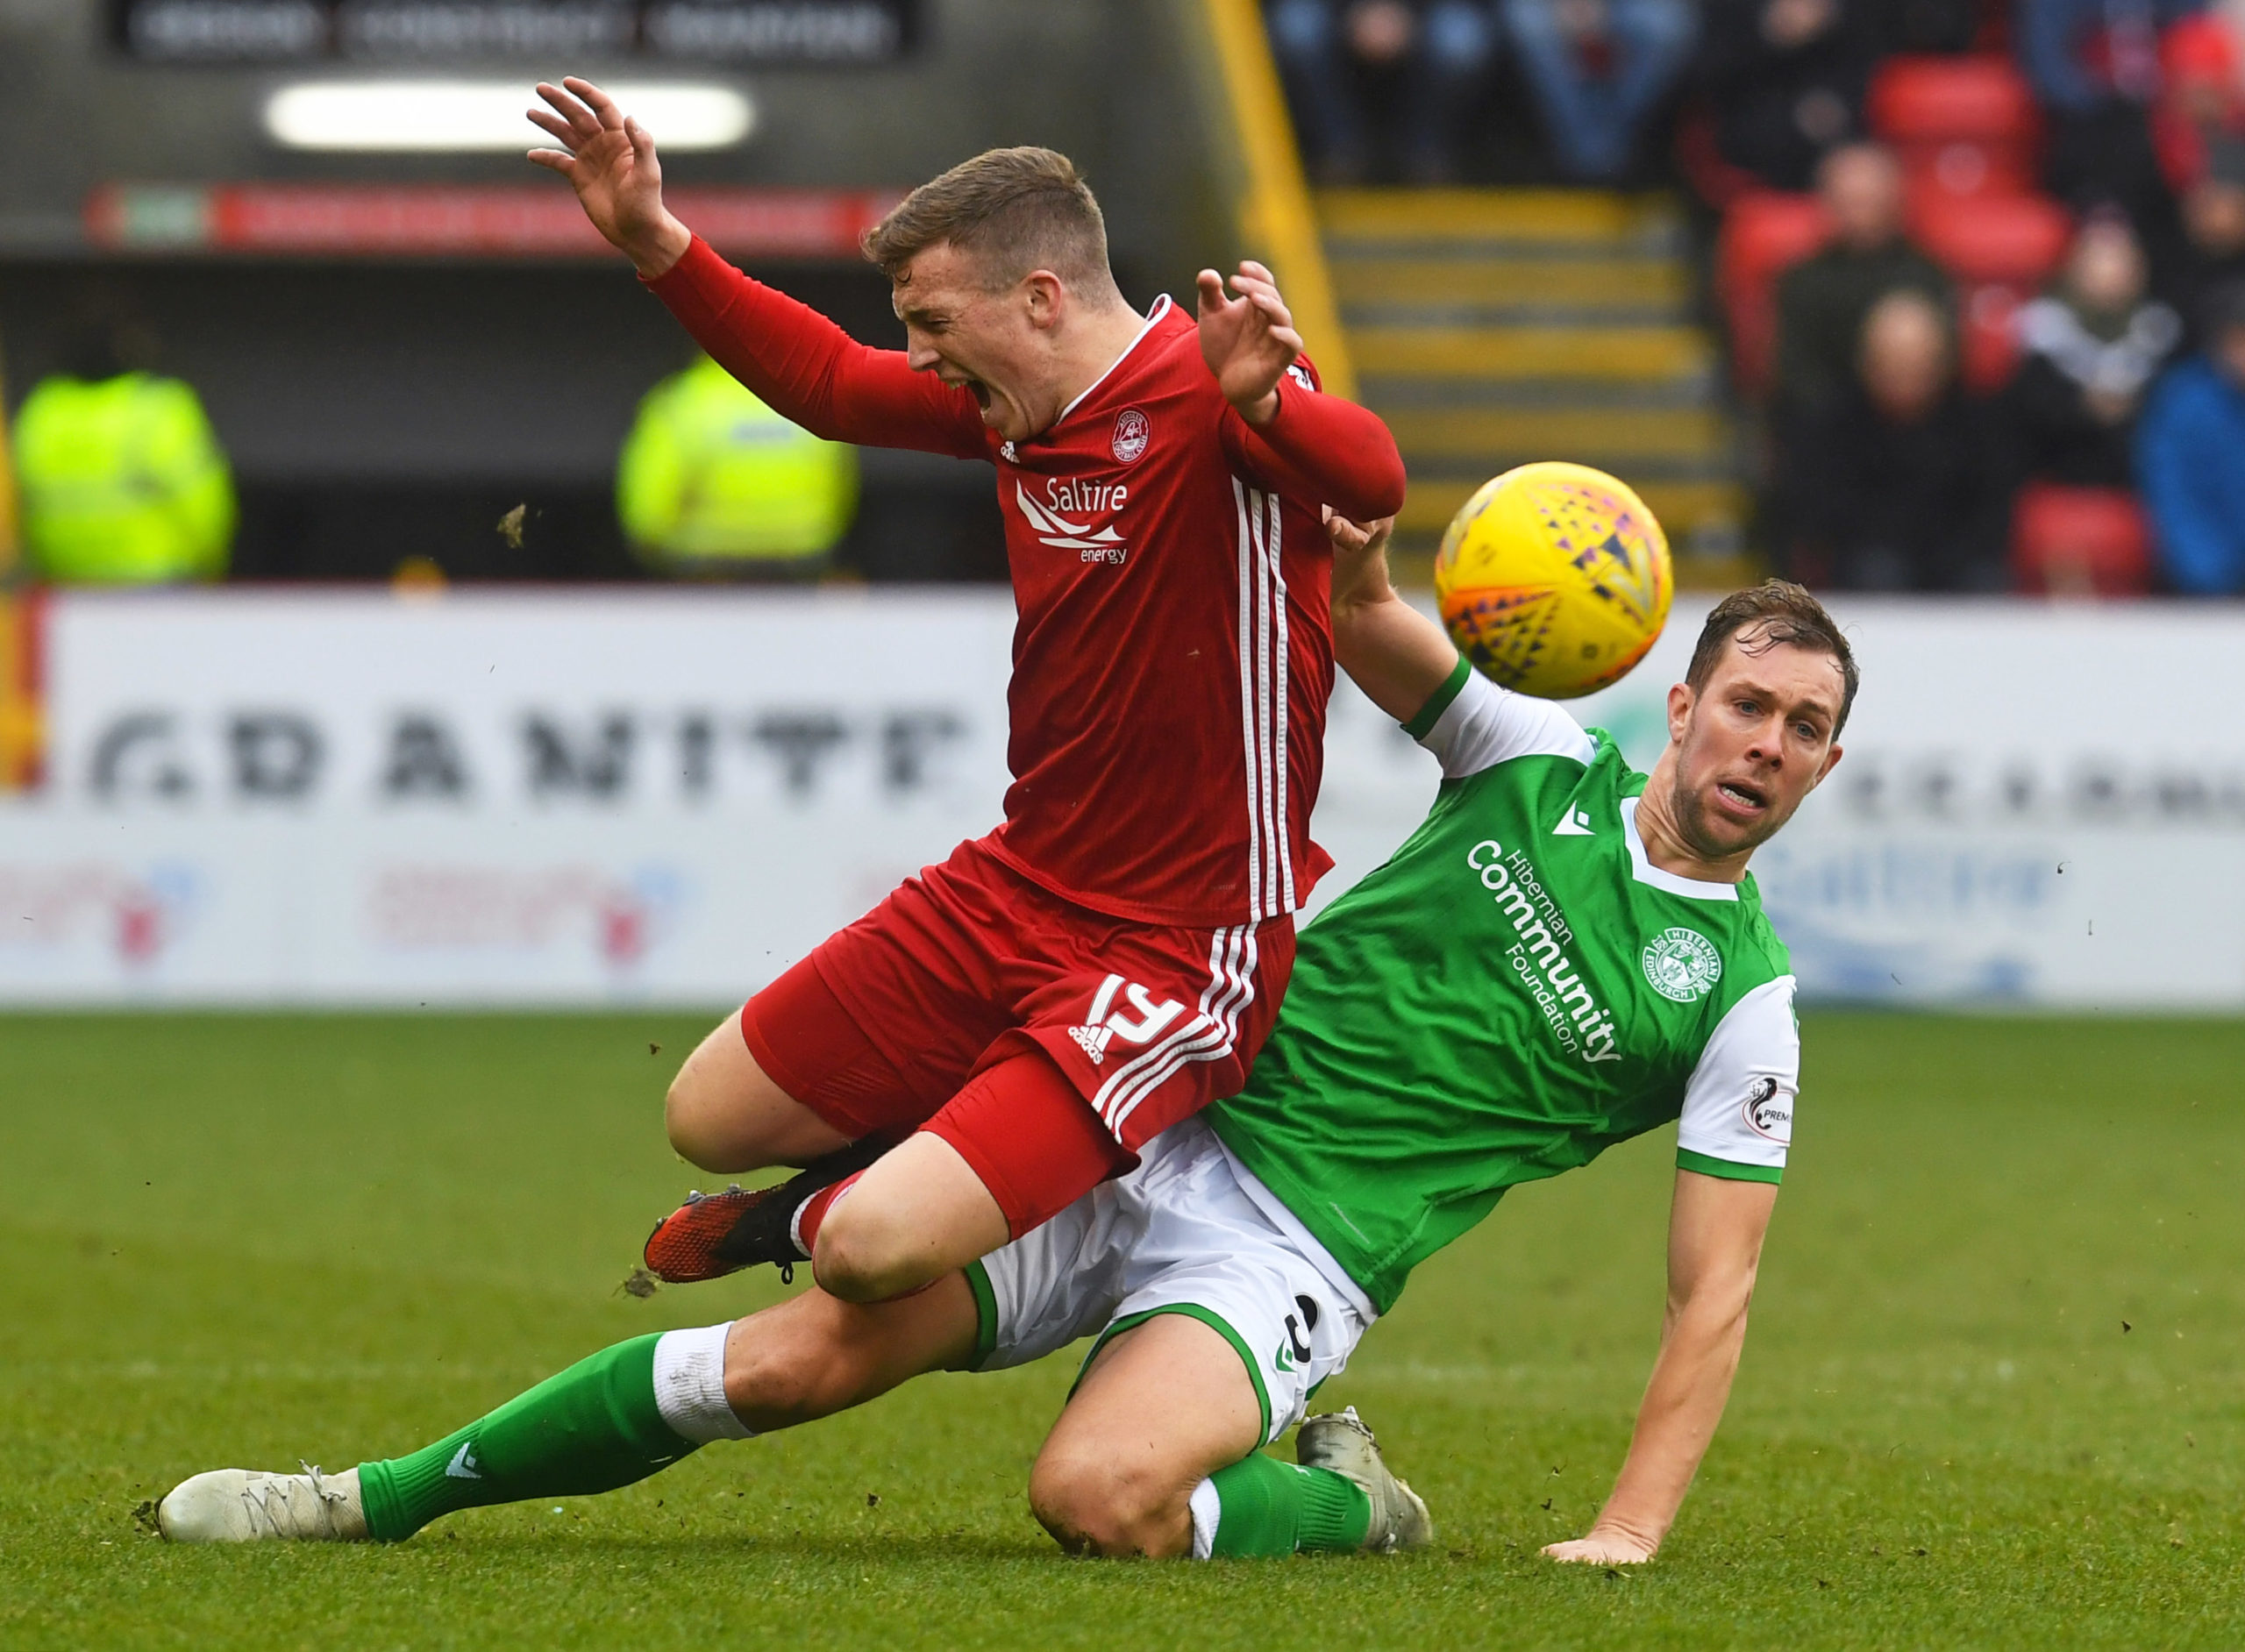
[743,835,1294,1164]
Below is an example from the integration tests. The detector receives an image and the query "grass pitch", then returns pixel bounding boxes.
[3,1011,2243,1649]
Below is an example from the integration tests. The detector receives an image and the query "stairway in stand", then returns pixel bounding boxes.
[1319,189,1751,587]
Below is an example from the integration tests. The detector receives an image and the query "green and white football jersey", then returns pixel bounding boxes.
[1208,659,1800,1315]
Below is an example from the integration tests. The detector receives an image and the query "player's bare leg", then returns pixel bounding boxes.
[1028,1314,1262,1556]
[1028,1314,1429,1557]
[809,1132,1011,1303]
[644,1065,1010,1298]
[651,1049,1118,1302]
[722,1273,978,1427]
[664,1012,850,1171]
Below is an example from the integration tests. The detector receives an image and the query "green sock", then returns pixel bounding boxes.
[1201,1453,1372,1557]
[357,1333,695,1541]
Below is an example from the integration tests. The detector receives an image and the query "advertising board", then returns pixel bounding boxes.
[4,589,2241,1008]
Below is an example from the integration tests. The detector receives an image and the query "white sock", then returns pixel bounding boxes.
[652,1322,755,1442]
[1187,1477,1221,1560]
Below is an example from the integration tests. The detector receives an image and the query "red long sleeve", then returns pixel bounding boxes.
[645,235,990,459]
[1221,374,1408,523]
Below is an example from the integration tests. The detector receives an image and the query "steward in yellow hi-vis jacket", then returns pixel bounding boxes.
[616,356,859,575]
[12,371,236,584]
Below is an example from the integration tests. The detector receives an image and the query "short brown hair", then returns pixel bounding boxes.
[1686,580,1860,734]
[862,146,1116,296]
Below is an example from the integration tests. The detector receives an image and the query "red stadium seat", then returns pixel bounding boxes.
[1870,55,2040,145]
[2010,483,2153,595]
[1908,190,2070,285]
[1910,193,2068,389]
[1717,191,1831,395]
[1870,55,2042,199]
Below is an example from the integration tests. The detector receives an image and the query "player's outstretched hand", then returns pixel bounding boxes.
[1541,1528,1658,1565]
[1322,507,1393,559]
[1195,260,1305,427]
[527,77,692,279]
[1323,507,1396,608]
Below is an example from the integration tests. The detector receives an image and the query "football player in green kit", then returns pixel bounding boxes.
[159,513,1854,1568]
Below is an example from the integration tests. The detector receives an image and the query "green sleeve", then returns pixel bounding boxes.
[1400,655,1473,741]
[1677,1149,1783,1186]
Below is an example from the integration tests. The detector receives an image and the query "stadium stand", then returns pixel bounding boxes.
[1320,187,1749,577]
[6,0,2242,595]
[0,2,1245,586]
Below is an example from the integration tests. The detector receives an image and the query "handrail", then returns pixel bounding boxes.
[1192,0,1357,400]
[0,342,33,794]
[0,592,39,793]
[0,338,18,580]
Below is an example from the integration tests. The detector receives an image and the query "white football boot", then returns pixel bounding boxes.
[157,1462,370,1542]
[1295,1406,1434,1552]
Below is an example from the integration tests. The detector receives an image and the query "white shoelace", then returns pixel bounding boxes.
[238,1462,349,1538]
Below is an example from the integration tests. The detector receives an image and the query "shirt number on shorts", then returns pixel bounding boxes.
[1067,972,1186,1066]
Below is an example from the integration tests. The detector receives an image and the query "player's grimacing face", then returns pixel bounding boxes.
[891,243,1054,443]
[1666,636,1845,862]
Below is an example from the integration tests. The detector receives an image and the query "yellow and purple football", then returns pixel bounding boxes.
[1432,461,1672,701]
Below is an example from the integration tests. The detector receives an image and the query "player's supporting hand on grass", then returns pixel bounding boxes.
[1194,260,1304,427]
[528,77,692,279]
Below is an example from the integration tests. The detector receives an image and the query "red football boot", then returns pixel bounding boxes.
[642,1136,891,1284]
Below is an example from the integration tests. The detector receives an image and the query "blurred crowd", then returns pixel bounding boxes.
[4,300,860,588]
[7,4,2241,595]
[1268,0,2245,595]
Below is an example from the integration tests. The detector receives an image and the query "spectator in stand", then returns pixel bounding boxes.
[1771,143,1955,417]
[1501,0,1698,182]
[2018,0,2201,250]
[11,303,235,585]
[1999,210,2182,488]
[2135,281,2245,591]
[616,354,859,579]
[2176,135,2245,333]
[1788,289,2004,590]
[1694,0,1885,190]
[2152,11,2245,191]
[1265,0,1500,182]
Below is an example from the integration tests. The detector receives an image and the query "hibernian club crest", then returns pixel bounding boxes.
[1641,927,1722,1003]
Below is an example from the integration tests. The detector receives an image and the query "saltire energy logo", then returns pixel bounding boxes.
[1016,481,1128,565]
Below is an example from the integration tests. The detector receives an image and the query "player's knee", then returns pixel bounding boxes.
[720,1308,873,1426]
[720,1322,822,1425]
[663,1070,728,1171]
[1029,1450,1183,1558]
[809,1201,923,1304]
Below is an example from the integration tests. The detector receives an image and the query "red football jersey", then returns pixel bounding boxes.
[649,239,1407,928]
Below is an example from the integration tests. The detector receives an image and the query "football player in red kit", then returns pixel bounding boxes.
[528,78,1405,1304]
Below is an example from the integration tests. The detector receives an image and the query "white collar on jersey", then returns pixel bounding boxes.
[1054,293,1173,425]
[1619,796,1740,901]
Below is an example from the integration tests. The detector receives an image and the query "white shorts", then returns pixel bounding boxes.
[966,1116,1374,1445]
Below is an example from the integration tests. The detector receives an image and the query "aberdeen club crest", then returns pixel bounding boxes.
[1111,408,1150,463]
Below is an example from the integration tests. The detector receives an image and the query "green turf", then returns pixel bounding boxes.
[3,1012,2242,1648]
